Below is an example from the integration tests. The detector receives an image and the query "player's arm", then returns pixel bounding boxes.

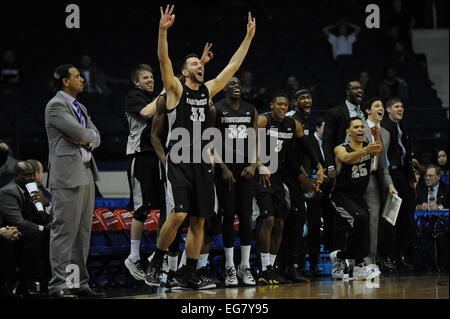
[158,5,183,108]
[294,119,324,185]
[255,114,271,187]
[205,12,256,99]
[241,109,259,179]
[151,95,168,166]
[140,89,166,119]
[334,144,374,165]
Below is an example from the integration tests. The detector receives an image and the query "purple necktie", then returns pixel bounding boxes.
[73,100,86,127]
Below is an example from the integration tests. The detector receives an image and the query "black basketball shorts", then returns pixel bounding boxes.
[165,154,215,220]
[215,164,256,218]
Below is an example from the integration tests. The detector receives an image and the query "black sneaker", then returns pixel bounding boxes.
[196,267,217,290]
[198,266,221,286]
[286,265,309,283]
[145,264,162,287]
[182,268,202,289]
[258,266,280,285]
[271,266,288,284]
[165,270,184,290]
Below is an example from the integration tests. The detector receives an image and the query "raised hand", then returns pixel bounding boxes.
[160,4,175,30]
[200,43,214,65]
[246,12,256,39]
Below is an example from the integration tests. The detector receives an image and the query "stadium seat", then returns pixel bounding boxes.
[113,209,133,230]
[143,210,160,232]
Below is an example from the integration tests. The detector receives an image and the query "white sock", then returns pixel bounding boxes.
[178,250,187,269]
[168,255,178,272]
[197,253,209,269]
[224,247,234,269]
[128,240,141,262]
[270,254,277,266]
[261,253,270,272]
[240,245,251,269]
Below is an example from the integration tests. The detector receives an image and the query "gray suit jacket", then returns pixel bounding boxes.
[345,121,393,192]
[0,181,51,232]
[45,91,101,189]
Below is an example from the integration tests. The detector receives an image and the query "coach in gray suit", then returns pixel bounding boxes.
[346,97,398,267]
[45,64,103,298]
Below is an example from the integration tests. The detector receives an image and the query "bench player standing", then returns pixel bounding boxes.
[145,5,256,289]
[213,76,258,286]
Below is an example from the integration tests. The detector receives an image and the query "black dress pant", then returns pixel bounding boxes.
[378,167,417,258]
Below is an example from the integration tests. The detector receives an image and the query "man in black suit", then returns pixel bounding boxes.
[322,80,365,180]
[0,161,52,297]
[380,98,417,270]
[322,80,365,254]
[416,164,449,210]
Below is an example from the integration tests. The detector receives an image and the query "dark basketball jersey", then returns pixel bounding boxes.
[165,84,210,162]
[125,88,157,155]
[262,113,297,174]
[215,99,256,166]
[331,142,372,198]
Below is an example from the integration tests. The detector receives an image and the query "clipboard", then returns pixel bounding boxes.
[382,193,402,226]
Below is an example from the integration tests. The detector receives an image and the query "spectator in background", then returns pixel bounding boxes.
[0,50,22,94]
[359,69,378,102]
[284,74,300,102]
[239,69,267,112]
[322,19,360,60]
[435,148,449,175]
[416,164,449,211]
[78,54,126,96]
[379,65,408,103]
[432,148,449,184]
[388,0,414,46]
[383,26,401,55]
[391,41,408,64]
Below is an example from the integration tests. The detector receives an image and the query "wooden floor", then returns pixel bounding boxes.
[111,273,448,299]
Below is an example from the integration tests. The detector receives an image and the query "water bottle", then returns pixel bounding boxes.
[304,169,317,199]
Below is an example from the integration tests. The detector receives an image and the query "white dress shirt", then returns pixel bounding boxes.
[314,132,325,162]
[367,119,380,172]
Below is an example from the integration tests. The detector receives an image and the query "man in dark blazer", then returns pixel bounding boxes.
[44,64,103,298]
[416,164,449,210]
[380,98,417,270]
[0,161,52,297]
[322,80,366,180]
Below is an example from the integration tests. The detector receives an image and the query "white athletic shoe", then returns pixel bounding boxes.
[330,250,346,280]
[353,263,381,280]
[124,258,146,281]
[236,265,256,286]
[225,267,238,286]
